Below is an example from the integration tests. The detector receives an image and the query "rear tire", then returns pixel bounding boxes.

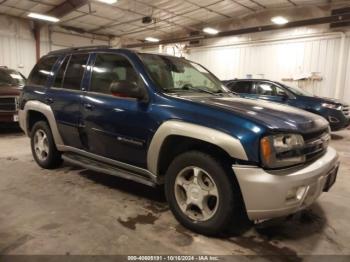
[31,121,62,169]
[165,151,246,236]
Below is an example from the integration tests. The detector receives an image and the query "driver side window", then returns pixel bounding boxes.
[90,53,138,95]
[256,82,286,97]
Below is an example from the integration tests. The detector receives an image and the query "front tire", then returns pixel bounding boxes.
[31,121,62,169]
[165,151,245,236]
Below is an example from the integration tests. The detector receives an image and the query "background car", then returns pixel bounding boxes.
[224,79,350,131]
[0,66,26,123]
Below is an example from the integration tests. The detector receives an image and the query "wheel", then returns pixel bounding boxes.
[165,151,245,236]
[31,121,62,169]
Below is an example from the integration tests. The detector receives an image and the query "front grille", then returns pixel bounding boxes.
[0,97,17,112]
[342,104,349,117]
[302,129,330,162]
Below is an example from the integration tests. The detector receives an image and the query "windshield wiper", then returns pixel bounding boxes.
[182,85,223,96]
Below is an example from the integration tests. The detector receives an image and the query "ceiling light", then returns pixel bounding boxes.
[28,12,59,22]
[145,37,160,42]
[97,0,118,4]
[271,16,289,25]
[203,27,219,35]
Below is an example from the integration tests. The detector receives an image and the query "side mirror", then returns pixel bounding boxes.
[109,81,146,100]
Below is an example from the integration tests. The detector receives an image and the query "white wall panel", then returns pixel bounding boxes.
[189,33,350,104]
[0,15,109,77]
[0,15,36,77]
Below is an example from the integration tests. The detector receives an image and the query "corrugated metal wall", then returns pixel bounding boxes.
[0,15,109,77]
[189,33,350,103]
[0,16,36,77]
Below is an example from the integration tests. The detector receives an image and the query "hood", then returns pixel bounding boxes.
[0,85,22,96]
[298,95,345,106]
[185,95,328,133]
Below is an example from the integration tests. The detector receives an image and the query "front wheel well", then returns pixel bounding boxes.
[157,135,235,176]
[27,110,49,134]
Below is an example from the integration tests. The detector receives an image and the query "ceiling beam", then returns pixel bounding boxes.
[249,0,266,9]
[286,0,297,6]
[182,0,232,19]
[229,0,256,12]
[125,12,350,48]
[48,0,89,18]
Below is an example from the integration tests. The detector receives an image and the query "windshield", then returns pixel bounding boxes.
[281,83,313,97]
[139,54,229,95]
[0,69,26,87]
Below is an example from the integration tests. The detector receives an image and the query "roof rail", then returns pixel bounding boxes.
[48,45,111,55]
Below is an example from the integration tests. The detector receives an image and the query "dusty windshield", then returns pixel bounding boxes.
[0,69,26,87]
[140,54,230,95]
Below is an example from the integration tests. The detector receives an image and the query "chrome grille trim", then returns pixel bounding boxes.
[303,131,330,162]
[342,104,349,116]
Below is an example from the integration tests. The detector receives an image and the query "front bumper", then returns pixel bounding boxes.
[0,112,19,123]
[233,147,339,221]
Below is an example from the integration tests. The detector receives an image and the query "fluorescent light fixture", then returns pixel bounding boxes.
[97,0,118,4]
[28,12,59,23]
[145,37,160,42]
[203,27,219,35]
[271,16,289,25]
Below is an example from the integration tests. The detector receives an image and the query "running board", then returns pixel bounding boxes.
[62,153,157,187]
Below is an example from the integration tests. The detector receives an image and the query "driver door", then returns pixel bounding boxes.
[81,53,153,168]
[255,81,289,104]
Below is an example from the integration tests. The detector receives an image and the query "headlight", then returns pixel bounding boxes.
[260,134,305,169]
[322,103,342,110]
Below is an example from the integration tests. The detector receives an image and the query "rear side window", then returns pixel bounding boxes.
[53,56,70,88]
[228,81,254,94]
[62,54,89,91]
[28,56,58,86]
[90,53,138,95]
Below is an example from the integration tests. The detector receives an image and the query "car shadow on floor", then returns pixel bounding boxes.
[74,167,329,246]
[331,133,344,140]
[77,168,166,203]
[0,123,23,137]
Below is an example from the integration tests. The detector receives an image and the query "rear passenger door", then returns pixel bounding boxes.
[81,53,153,168]
[47,53,90,149]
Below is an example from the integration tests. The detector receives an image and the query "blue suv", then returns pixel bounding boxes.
[19,47,339,235]
[224,79,350,131]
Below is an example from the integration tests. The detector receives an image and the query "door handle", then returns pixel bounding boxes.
[46,97,54,104]
[84,103,94,110]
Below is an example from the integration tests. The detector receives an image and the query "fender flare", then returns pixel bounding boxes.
[19,100,64,147]
[147,120,248,175]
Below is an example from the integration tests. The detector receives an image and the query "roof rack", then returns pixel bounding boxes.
[48,45,111,55]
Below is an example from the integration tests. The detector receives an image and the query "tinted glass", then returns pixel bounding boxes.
[0,69,25,87]
[228,81,253,94]
[256,82,286,96]
[28,56,58,86]
[53,56,69,88]
[140,54,229,94]
[62,54,88,90]
[90,54,138,95]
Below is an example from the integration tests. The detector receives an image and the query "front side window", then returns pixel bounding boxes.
[62,54,89,90]
[28,56,58,86]
[90,53,138,95]
[140,54,229,95]
[256,82,287,96]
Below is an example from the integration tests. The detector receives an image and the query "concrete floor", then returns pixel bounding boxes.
[0,124,350,257]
